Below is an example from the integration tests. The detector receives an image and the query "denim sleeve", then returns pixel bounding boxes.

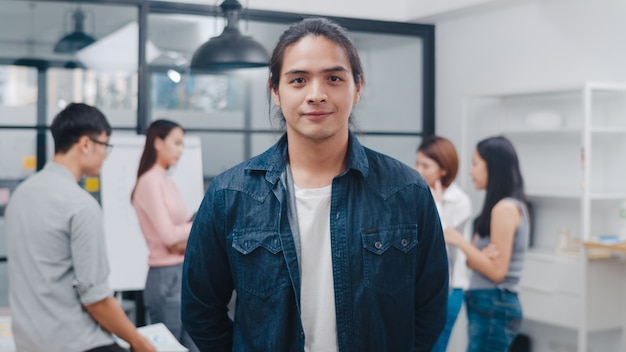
[414,189,449,351]
[181,185,235,351]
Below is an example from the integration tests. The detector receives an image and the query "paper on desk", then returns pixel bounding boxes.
[0,316,16,352]
[116,323,188,352]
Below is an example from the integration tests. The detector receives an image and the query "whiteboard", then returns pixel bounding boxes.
[100,135,204,291]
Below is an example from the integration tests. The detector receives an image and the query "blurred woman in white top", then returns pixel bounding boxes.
[415,135,472,352]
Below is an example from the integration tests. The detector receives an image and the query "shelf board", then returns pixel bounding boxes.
[583,240,626,253]
[591,126,626,134]
[586,81,626,91]
[527,189,581,198]
[498,127,626,135]
[588,192,626,200]
[526,250,580,262]
[526,190,626,199]
[466,81,626,99]
[503,128,581,135]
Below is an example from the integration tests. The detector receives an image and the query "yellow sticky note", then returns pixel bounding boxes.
[84,177,100,192]
[22,156,37,170]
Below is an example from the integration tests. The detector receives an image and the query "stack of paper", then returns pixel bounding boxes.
[0,316,16,352]
[116,323,188,352]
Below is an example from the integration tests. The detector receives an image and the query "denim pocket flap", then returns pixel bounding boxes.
[232,230,282,255]
[361,224,418,255]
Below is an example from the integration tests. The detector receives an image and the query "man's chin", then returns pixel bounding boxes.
[84,170,101,178]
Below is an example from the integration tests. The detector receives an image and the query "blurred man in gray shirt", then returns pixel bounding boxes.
[5,103,154,352]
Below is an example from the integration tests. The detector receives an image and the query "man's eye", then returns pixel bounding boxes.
[329,76,342,82]
[291,78,305,84]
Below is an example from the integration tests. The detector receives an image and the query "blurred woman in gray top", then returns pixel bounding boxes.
[443,136,529,352]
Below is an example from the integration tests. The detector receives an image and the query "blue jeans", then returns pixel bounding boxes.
[465,289,522,352]
[144,263,199,352]
[432,288,464,352]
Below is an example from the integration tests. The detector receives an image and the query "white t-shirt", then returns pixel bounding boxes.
[435,182,472,289]
[295,184,338,352]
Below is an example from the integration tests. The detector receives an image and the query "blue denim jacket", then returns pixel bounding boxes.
[182,132,448,352]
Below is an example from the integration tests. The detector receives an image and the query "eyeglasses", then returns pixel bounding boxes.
[89,137,114,155]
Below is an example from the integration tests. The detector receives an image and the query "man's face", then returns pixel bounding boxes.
[270,35,363,144]
[83,131,110,177]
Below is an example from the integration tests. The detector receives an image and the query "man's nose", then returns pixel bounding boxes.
[307,80,327,103]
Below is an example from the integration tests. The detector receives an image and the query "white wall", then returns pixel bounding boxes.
[407,0,504,21]
[435,0,626,156]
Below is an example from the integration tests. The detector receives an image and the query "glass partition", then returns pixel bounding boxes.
[0,65,39,296]
[0,1,138,65]
[351,32,423,133]
[0,66,38,126]
[0,0,141,311]
[47,68,139,127]
[0,129,38,309]
[147,11,426,179]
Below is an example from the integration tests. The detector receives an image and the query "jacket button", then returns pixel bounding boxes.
[401,239,408,246]
[374,241,382,249]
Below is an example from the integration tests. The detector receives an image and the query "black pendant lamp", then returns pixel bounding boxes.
[53,7,96,54]
[190,0,269,72]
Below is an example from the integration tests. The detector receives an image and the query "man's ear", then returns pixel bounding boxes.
[269,80,281,107]
[353,77,365,104]
[77,135,91,155]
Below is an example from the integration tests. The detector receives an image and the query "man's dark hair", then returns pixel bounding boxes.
[50,103,111,154]
[268,17,363,91]
[267,17,364,129]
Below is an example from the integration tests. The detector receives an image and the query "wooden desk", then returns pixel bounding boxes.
[583,241,626,351]
[583,241,626,253]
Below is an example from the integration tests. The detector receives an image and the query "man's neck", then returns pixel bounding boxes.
[53,153,82,181]
[288,133,349,189]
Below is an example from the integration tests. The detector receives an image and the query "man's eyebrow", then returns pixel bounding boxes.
[283,66,350,76]
[323,66,350,74]
[284,69,308,76]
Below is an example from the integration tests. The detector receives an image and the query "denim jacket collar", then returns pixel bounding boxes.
[244,131,370,183]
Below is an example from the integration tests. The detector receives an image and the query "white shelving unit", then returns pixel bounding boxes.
[461,82,626,352]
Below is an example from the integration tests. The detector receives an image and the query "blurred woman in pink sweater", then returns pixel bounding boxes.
[131,119,198,352]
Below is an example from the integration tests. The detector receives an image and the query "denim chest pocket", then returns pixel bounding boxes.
[232,229,291,298]
[361,224,418,295]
